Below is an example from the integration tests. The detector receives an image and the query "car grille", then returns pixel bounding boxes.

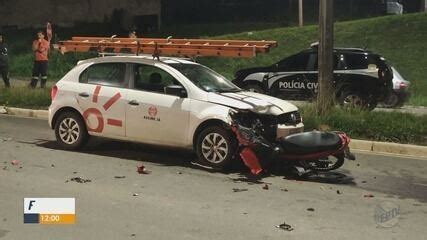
[277,111,302,125]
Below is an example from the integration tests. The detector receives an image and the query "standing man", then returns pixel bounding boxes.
[0,33,10,88]
[30,30,49,88]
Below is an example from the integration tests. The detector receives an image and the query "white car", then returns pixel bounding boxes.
[48,56,303,168]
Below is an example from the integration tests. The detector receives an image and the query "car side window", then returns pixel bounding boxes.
[79,63,127,87]
[277,53,310,71]
[133,64,182,94]
[306,53,343,71]
[344,54,369,70]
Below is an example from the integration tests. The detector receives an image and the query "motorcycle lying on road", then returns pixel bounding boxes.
[229,111,356,176]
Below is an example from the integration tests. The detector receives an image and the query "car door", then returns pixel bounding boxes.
[76,62,129,138]
[269,53,311,99]
[125,63,191,147]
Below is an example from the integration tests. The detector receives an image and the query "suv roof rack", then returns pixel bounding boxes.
[54,36,278,58]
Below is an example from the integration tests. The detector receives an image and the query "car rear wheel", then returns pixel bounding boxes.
[196,126,237,169]
[339,91,369,109]
[382,92,403,108]
[54,111,89,150]
[244,84,265,94]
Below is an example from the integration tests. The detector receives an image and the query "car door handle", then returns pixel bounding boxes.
[128,100,140,106]
[78,92,89,98]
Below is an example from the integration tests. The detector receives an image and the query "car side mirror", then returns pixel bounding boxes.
[165,85,187,98]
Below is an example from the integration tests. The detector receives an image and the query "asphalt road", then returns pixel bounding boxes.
[0,115,426,240]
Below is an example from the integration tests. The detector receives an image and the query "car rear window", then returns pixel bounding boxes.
[79,63,127,87]
[344,54,378,70]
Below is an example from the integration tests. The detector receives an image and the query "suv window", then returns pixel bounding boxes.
[343,54,372,70]
[79,63,127,87]
[277,53,310,71]
[133,64,182,94]
[306,53,344,71]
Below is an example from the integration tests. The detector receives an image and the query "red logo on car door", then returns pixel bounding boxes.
[82,86,123,133]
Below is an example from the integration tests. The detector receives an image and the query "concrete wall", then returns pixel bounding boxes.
[0,0,161,29]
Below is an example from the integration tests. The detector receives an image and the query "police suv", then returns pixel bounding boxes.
[48,55,304,169]
[233,45,395,109]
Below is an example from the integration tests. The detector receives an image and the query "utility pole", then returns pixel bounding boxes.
[299,0,303,27]
[317,0,335,114]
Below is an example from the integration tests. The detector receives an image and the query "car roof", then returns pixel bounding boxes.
[77,55,199,66]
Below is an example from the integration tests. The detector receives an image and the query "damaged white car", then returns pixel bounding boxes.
[48,56,303,168]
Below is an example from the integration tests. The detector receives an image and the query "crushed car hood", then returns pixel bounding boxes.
[208,91,298,115]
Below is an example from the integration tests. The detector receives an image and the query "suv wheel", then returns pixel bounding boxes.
[196,126,237,169]
[339,91,368,109]
[54,111,89,150]
[244,84,264,94]
[382,92,403,108]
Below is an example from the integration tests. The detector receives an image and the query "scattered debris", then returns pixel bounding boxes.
[243,212,248,215]
[232,188,248,193]
[336,190,342,194]
[177,171,182,175]
[281,188,289,192]
[67,177,92,183]
[361,181,367,183]
[2,218,6,222]
[262,184,269,190]
[276,222,294,231]
[364,194,374,198]
[356,163,360,167]
[2,166,7,170]
[1,137,12,141]
[51,164,55,168]
[132,193,139,197]
[137,164,151,174]
[307,208,315,212]
[11,160,19,166]
[73,171,78,174]
[114,176,126,179]
[131,233,136,237]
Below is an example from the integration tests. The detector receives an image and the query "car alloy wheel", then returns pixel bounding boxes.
[201,133,229,164]
[58,118,80,145]
[343,94,365,108]
[54,111,89,150]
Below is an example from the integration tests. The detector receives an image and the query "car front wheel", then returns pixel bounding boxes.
[196,126,237,169]
[54,111,89,150]
[244,84,265,94]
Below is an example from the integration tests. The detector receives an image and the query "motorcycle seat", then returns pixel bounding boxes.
[279,131,342,155]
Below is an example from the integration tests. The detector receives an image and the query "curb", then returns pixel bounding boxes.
[350,140,427,159]
[1,106,427,159]
[1,106,48,120]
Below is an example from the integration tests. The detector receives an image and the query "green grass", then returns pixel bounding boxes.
[5,14,427,106]
[198,13,427,106]
[301,105,427,146]
[0,87,51,109]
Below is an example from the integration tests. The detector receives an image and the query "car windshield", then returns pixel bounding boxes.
[169,63,241,93]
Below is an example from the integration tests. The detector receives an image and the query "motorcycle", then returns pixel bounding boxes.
[229,111,356,175]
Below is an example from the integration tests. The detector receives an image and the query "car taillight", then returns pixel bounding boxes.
[51,85,58,100]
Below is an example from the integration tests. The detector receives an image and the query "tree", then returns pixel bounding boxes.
[316,0,335,115]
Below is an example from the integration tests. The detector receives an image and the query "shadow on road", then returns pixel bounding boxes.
[25,138,357,185]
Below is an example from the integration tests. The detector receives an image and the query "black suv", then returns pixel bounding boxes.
[233,45,393,109]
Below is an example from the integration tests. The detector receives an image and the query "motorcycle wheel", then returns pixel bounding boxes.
[299,154,345,171]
